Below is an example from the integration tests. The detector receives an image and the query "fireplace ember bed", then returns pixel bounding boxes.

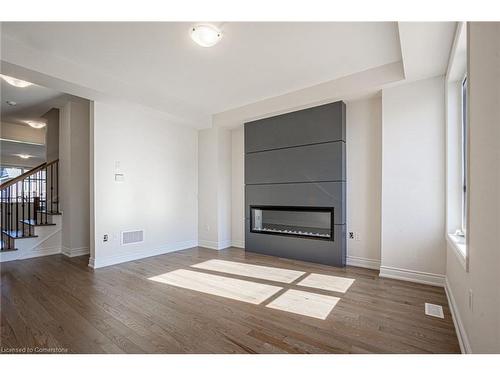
[250,206,334,241]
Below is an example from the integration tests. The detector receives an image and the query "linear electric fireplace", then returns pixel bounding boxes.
[250,206,334,241]
[244,101,346,266]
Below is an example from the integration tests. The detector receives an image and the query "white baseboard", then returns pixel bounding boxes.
[20,246,61,260]
[198,239,231,250]
[198,240,219,250]
[218,239,231,250]
[445,277,472,354]
[231,240,245,249]
[89,240,198,269]
[62,246,90,258]
[0,250,20,263]
[379,265,446,287]
[1,246,62,262]
[346,255,381,270]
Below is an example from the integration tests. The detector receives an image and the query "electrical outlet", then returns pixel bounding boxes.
[355,232,361,241]
[349,232,354,239]
[205,223,210,232]
[103,234,108,242]
[468,289,473,311]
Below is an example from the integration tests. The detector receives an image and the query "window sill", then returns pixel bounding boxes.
[446,233,468,270]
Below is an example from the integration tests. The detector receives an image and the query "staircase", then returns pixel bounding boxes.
[1,159,62,261]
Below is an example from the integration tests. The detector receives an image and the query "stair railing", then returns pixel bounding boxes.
[0,159,59,250]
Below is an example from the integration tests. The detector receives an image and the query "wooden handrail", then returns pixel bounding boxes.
[0,159,59,190]
[1,158,60,249]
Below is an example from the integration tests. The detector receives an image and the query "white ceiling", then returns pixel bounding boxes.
[398,22,456,81]
[2,22,401,126]
[1,22,456,128]
[1,78,65,125]
[447,23,467,82]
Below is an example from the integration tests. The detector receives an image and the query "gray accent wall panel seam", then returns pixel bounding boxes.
[246,181,346,185]
[245,140,346,155]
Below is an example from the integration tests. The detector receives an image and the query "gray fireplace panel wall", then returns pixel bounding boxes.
[245,182,345,225]
[245,101,345,152]
[244,101,346,267]
[246,223,346,266]
[245,142,345,185]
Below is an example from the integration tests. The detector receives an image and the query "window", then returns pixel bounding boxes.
[445,22,468,270]
[460,76,468,236]
[0,166,29,184]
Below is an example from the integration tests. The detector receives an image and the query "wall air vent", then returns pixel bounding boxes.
[121,230,144,245]
[425,303,444,318]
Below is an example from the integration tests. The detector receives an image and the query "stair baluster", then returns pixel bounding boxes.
[0,159,59,251]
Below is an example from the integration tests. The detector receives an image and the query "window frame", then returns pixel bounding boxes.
[445,21,468,271]
[461,75,468,236]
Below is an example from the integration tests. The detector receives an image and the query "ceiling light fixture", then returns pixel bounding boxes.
[25,120,46,129]
[6,100,17,106]
[17,154,32,159]
[190,24,222,47]
[0,74,33,88]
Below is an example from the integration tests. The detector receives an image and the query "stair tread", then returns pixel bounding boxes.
[20,219,56,226]
[1,230,38,239]
[37,210,62,215]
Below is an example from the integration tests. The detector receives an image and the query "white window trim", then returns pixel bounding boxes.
[446,233,467,270]
[460,75,468,236]
[447,76,469,272]
[445,22,469,272]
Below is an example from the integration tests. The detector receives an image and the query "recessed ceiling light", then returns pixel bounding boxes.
[0,74,33,88]
[25,120,46,129]
[6,100,17,106]
[17,154,31,159]
[190,24,222,47]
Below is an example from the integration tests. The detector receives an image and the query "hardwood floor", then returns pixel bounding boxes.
[0,247,460,353]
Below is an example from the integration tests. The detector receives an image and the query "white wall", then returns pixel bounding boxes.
[231,127,245,248]
[346,97,382,268]
[59,102,71,250]
[42,108,59,162]
[1,121,45,144]
[198,126,232,250]
[217,127,232,248]
[59,99,90,257]
[380,76,446,283]
[446,22,500,354]
[198,128,219,248]
[91,101,198,268]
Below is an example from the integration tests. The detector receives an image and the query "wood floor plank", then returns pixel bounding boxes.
[0,247,460,353]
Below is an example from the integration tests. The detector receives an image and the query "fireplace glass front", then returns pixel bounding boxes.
[250,206,333,241]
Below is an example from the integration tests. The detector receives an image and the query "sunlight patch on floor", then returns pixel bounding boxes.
[148,269,282,304]
[297,273,355,293]
[191,259,305,283]
[266,289,340,320]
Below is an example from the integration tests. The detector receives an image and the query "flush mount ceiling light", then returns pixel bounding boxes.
[0,74,33,88]
[190,24,222,47]
[6,100,17,106]
[17,154,31,159]
[25,120,46,129]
